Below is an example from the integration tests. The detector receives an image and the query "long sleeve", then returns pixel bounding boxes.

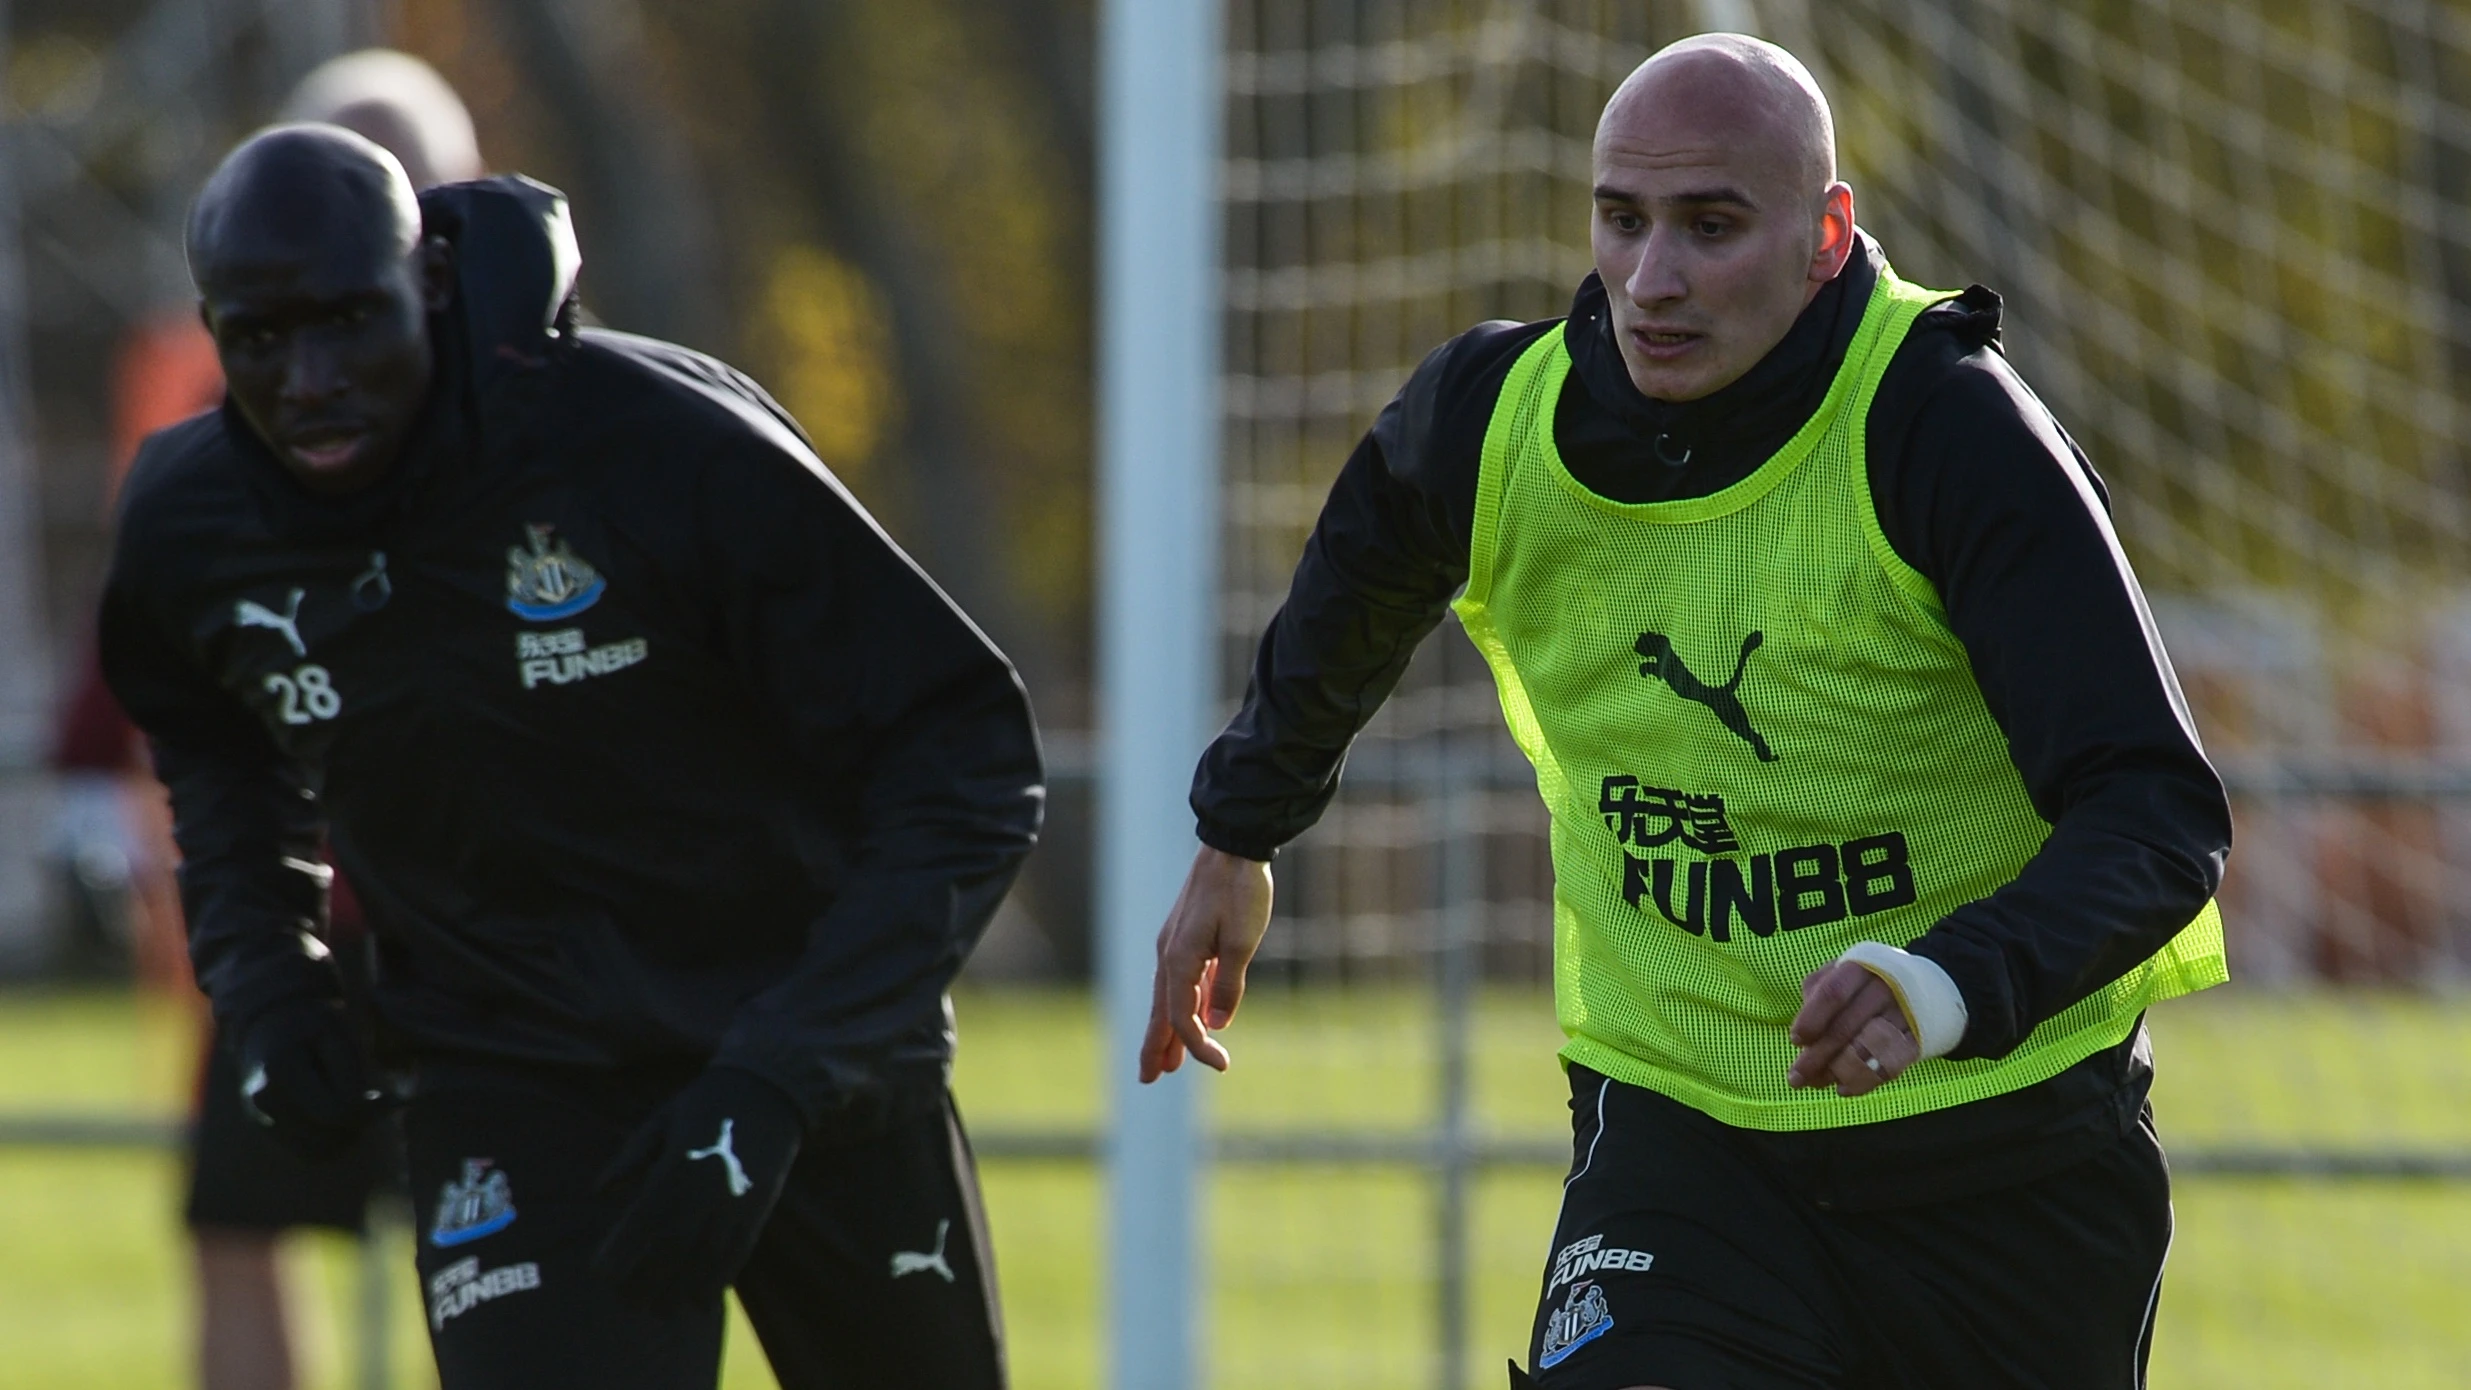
[97,547,338,1042]
[1870,339,2232,1061]
[694,428,1044,1128]
[1191,321,1544,859]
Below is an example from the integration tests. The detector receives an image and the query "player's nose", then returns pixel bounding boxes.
[1624,233,1690,306]
[280,341,351,406]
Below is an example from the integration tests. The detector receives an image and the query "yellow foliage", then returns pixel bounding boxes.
[838,0,1091,625]
[758,243,901,481]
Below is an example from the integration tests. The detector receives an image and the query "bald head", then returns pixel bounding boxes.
[1600,34,1836,202]
[282,48,484,189]
[187,125,453,496]
[186,124,422,289]
[1587,34,1854,401]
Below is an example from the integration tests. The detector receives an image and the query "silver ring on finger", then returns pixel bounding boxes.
[1849,1037,1882,1075]
[1858,1016,1909,1074]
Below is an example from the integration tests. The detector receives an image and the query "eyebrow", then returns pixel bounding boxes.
[1592,183,1760,210]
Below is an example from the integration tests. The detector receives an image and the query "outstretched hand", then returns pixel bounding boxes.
[1786,960,1919,1098]
[1139,846,1275,1082]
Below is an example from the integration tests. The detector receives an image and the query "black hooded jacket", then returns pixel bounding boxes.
[1192,235,2230,1195]
[99,177,1044,1129]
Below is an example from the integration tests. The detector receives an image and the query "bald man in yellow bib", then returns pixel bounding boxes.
[1138,33,2227,1390]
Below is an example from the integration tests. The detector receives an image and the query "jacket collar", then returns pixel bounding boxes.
[1563,231,1886,468]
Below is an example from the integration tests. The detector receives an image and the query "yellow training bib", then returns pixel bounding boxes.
[1453,266,2226,1130]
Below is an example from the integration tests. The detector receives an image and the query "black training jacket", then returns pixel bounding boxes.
[99,177,1044,1130]
[1192,235,2230,1194]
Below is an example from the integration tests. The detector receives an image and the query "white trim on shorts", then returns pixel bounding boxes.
[1567,1073,1612,1189]
[1540,1073,1615,1281]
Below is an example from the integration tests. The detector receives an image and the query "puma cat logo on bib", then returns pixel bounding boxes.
[1633,629,1775,762]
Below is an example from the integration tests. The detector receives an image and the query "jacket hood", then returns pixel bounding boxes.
[216,176,582,537]
[417,175,583,389]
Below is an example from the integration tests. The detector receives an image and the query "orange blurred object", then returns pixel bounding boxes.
[2314,661,2443,982]
[66,308,223,996]
[107,309,223,504]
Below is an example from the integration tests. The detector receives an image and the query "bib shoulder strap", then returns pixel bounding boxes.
[1844,265,1965,416]
[1464,326,1571,609]
[1847,266,1970,626]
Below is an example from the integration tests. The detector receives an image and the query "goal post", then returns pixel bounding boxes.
[1096,2,1223,1387]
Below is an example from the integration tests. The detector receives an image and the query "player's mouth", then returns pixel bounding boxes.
[1629,326,1705,362]
[283,426,372,472]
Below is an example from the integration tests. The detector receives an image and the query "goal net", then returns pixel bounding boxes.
[1211,2,2471,1386]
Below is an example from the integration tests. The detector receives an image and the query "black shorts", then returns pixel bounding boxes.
[405,1061,1005,1390]
[1526,1066,2171,1390]
[184,1027,390,1234]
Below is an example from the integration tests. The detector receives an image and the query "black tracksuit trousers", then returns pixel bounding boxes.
[1527,1066,2171,1390]
[407,1063,1005,1389]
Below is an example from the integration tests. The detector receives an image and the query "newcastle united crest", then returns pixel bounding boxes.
[506,524,606,621]
[1537,1280,1614,1369]
[431,1158,518,1248]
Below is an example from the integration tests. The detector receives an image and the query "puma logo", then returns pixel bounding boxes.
[890,1219,955,1283]
[1634,630,1778,762]
[686,1119,753,1197]
[234,589,308,658]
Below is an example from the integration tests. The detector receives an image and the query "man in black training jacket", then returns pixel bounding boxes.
[101,125,1039,1389]
[1140,35,2228,1390]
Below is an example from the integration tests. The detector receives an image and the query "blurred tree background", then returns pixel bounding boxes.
[19,0,2471,984]
[409,0,1098,727]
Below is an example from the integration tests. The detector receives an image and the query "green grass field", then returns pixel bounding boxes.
[1,986,2465,1388]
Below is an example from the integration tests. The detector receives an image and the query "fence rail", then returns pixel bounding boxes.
[8,1112,2466,1180]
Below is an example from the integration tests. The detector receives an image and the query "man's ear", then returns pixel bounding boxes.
[1810,182,1856,286]
[1798,183,1858,286]
[416,234,456,313]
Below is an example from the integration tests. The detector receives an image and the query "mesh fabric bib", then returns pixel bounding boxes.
[1453,268,2228,1130]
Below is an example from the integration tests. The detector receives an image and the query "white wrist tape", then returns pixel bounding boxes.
[1836,941,1969,1061]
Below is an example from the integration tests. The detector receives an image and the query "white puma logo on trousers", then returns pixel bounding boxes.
[686,1119,753,1196]
[890,1219,955,1282]
[234,589,308,657]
